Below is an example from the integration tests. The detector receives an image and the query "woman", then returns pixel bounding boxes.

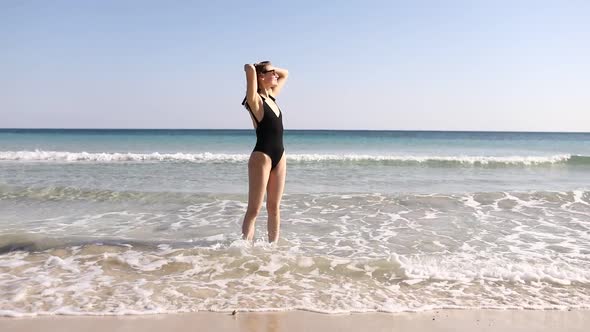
[241,61,289,243]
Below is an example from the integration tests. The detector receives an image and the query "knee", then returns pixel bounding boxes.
[266,201,280,216]
[246,205,262,218]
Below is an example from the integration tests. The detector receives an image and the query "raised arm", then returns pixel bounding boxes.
[271,67,289,97]
[244,64,257,105]
[243,64,263,120]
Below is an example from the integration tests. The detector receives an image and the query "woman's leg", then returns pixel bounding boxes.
[266,153,286,243]
[242,152,272,240]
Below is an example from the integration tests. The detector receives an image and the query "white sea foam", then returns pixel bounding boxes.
[1,244,589,317]
[0,150,575,165]
[1,191,590,316]
[287,153,573,165]
[0,150,248,163]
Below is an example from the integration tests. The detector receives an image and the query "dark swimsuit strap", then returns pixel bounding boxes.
[242,94,276,124]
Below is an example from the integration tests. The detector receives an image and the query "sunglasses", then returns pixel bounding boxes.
[260,68,276,75]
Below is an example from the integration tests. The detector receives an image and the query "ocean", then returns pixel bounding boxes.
[1,129,589,316]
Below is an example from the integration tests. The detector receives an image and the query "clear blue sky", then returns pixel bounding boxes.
[1,0,589,131]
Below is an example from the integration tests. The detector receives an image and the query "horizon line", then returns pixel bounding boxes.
[1,128,589,134]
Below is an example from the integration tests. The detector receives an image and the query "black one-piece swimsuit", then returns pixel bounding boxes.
[243,94,284,169]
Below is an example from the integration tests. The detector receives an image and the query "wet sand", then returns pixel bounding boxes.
[1,309,589,332]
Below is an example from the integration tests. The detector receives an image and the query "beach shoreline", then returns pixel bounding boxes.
[1,309,589,332]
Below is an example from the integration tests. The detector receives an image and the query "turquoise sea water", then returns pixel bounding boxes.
[1,129,589,315]
[1,129,590,193]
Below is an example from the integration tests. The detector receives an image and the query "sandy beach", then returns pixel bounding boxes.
[1,309,589,332]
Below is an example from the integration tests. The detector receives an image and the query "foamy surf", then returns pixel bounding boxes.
[0,150,583,166]
[1,240,589,317]
[1,190,590,316]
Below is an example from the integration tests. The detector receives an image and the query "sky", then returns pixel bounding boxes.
[1,0,589,131]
